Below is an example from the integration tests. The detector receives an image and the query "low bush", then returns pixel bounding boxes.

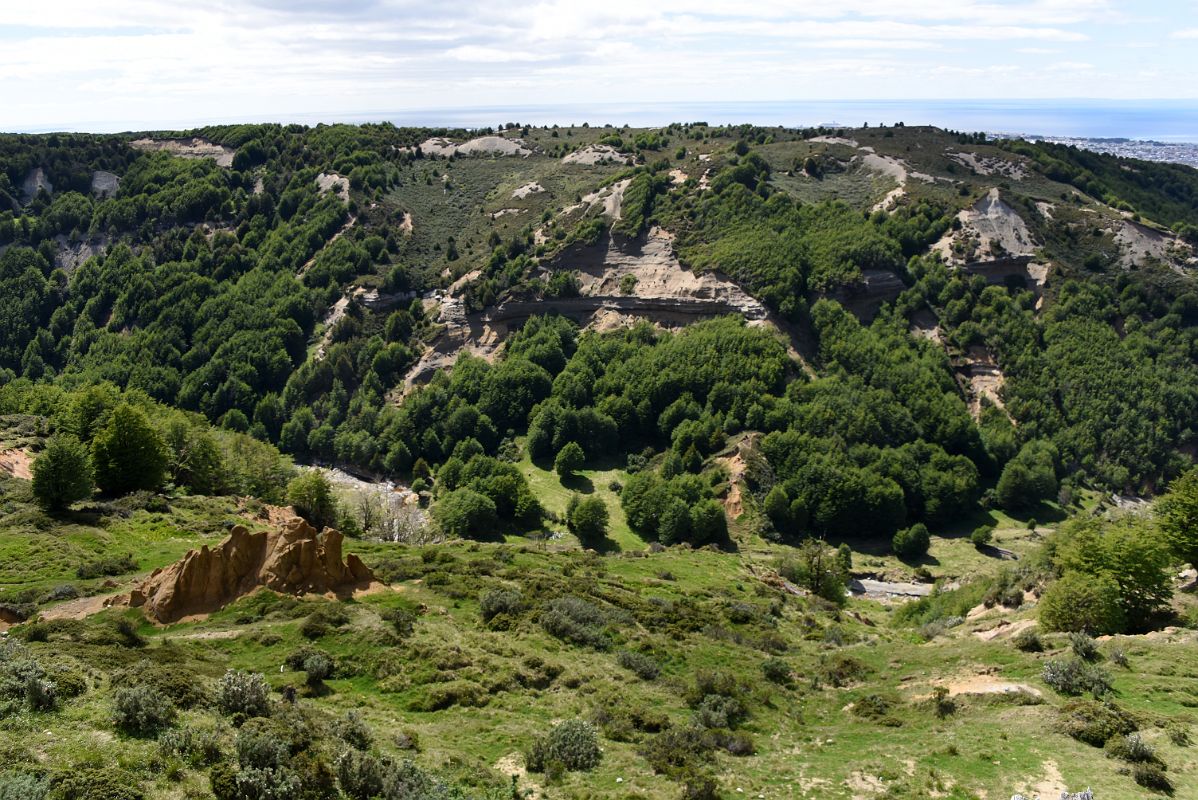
[526,719,602,773]
[111,685,176,737]
[1042,658,1111,697]
[304,653,335,689]
[640,725,715,774]
[694,693,747,729]
[334,710,373,751]
[970,526,994,548]
[1012,628,1043,652]
[1105,733,1161,765]
[47,766,145,800]
[381,607,417,639]
[851,693,901,726]
[817,653,871,688]
[76,553,137,580]
[761,657,792,686]
[616,650,660,680]
[158,725,223,767]
[110,660,205,709]
[540,596,610,649]
[336,750,385,800]
[1132,762,1172,793]
[216,670,272,719]
[406,680,488,712]
[1069,632,1100,661]
[1056,699,1138,747]
[480,588,524,627]
[0,772,47,800]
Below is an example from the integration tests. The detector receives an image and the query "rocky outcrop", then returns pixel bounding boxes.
[128,517,374,623]
[91,170,120,198]
[21,167,52,203]
[820,269,907,320]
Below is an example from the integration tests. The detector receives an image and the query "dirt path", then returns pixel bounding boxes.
[41,593,124,621]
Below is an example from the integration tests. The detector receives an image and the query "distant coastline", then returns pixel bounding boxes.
[11,99,1198,160]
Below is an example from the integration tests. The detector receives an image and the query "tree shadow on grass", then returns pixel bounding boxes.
[560,474,594,493]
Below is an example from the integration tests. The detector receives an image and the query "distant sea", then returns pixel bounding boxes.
[362,100,1198,143]
[18,99,1198,144]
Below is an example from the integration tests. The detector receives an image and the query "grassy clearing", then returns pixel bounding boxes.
[515,445,645,552]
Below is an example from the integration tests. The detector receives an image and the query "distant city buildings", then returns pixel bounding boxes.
[992,133,1198,169]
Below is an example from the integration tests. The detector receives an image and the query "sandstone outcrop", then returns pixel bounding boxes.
[128,517,374,623]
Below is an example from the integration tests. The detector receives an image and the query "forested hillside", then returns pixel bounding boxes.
[4,121,1198,800]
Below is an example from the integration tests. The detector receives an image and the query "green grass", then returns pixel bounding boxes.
[515,445,645,552]
[2,464,1198,798]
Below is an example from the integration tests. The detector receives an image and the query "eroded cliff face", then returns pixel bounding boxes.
[128,517,374,623]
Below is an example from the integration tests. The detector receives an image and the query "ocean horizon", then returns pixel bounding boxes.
[14,99,1198,143]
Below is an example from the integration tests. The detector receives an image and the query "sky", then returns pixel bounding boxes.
[2,0,1198,131]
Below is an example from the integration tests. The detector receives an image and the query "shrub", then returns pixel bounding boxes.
[480,588,524,627]
[760,657,792,686]
[852,693,900,725]
[406,680,488,712]
[382,607,417,639]
[1042,658,1112,697]
[617,650,660,680]
[300,616,331,640]
[932,686,955,719]
[216,670,271,718]
[1056,699,1138,746]
[1069,631,1100,661]
[1039,571,1126,635]
[1012,628,1044,652]
[0,772,47,800]
[970,526,993,548]
[333,710,372,751]
[158,725,222,767]
[303,653,334,688]
[818,653,870,688]
[694,694,747,729]
[47,766,145,800]
[526,719,602,773]
[1132,762,1172,793]
[640,725,715,774]
[336,750,385,800]
[25,675,57,712]
[76,553,137,580]
[111,685,176,737]
[235,724,290,770]
[540,596,610,649]
[1105,733,1160,765]
[892,523,930,559]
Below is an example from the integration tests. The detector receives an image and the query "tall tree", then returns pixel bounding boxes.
[92,404,168,494]
[31,434,94,510]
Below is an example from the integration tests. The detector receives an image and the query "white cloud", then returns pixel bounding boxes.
[1172,27,1198,38]
[0,0,1193,130]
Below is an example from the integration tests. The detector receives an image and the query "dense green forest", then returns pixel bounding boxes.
[4,121,1198,544]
